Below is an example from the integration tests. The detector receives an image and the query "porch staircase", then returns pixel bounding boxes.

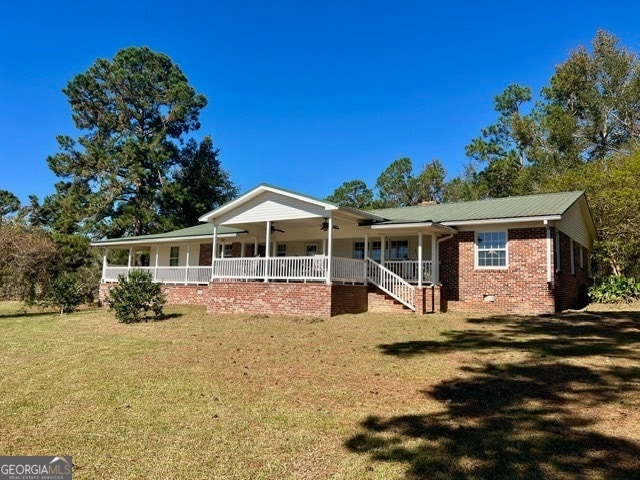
[365,257,416,311]
[367,286,415,313]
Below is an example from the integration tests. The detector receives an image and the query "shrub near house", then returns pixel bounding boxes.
[107,270,166,323]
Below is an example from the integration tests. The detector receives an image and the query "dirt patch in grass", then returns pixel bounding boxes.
[0,302,638,479]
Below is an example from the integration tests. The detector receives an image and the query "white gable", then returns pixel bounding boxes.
[216,191,329,225]
[557,200,595,249]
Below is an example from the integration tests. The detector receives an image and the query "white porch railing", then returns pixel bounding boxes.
[383,260,432,284]
[332,257,367,283]
[103,258,427,289]
[210,256,366,283]
[366,257,416,310]
[103,266,212,285]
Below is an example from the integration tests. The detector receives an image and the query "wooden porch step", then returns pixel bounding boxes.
[367,286,414,314]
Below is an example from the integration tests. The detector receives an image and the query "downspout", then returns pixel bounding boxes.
[545,221,553,284]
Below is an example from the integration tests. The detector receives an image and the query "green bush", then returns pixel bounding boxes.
[107,270,166,323]
[588,275,640,303]
[45,273,86,315]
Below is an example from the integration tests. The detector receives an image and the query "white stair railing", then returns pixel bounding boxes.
[366,257,416,311]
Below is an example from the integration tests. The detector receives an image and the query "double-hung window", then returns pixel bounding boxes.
[476,231,507,268]
[353,242,365,259]
[390,240,409,260]
[169,246,180,266]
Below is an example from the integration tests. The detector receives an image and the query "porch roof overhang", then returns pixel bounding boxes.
[366,221,457,235]
[90,224,246,248]
[442,215,563,227]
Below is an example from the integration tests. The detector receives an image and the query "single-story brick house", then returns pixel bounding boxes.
[93,184,596,316]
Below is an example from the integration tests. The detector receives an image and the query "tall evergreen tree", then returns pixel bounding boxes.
[45,46,208,239]
[162,136,238,228]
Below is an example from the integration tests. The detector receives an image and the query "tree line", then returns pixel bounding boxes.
[2,30,640,309]
[326,30,640,279]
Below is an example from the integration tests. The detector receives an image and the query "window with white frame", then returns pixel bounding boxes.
[371,241,381,261]
[276,244,287,257]
[218,244,233,258]
[476,231,507,268]
[169,246,180,266]
[555,231,561,272]
[390,240,409,260]
[305,244,318,256]
[353,242,365,259]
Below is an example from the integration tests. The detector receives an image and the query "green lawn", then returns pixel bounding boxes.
[1,301,639,479]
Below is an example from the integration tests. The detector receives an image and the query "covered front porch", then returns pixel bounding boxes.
[102,256,433,285]
[95,184,455,314]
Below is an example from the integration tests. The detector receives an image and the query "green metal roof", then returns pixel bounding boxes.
[92,223,245,245]
[371,191,586,224]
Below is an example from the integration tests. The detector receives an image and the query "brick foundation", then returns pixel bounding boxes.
[207,282,368,317]
[98,283,207,307]
[415,285,446,314]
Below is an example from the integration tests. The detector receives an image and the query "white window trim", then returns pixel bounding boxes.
[570,240,575,275]
[169,246,180,267]
[389,239,409,260]
[579,243,584,269]
[474,230,508,270]
[218,244,233,258]
[305,243,319,256]
[555,231,561,272]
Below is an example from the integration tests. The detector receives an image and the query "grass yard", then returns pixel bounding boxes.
[0,301,639,479]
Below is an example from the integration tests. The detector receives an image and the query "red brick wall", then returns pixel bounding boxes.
[440,228,556,315]
[207,282,331,316]
[331,284,369,315]
[554,231,591,311]
[415,285,444,314]
[98,282,207,307]
[162,285,208,305]
[206,282,367,317]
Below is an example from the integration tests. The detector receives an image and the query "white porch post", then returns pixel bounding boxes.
[431,234,438,284]
[254,237,258,256]
[154,246,159,281]
[418,231,423,287]
[241,242,246,258]
[264,221,271,282]
[364,234,369,285]
[326,216,333,284]
[380,235,386,265]
[322,239,327,255]
[364,234,369,259]
[184,243,190,285]
[102,248,107,281]
[127,247,132,272]
[210,223,218,281]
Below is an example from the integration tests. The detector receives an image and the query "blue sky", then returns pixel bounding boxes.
[2,1,640,205]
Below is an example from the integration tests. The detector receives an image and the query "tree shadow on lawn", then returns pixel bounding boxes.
[379,311,640,360]
[346,311,640,479]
